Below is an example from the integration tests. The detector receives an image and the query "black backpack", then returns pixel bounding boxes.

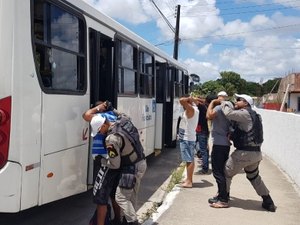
[108,114,145,164]
[250,110,264,144]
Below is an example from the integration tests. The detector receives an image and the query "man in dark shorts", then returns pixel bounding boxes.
[83,101,121,225]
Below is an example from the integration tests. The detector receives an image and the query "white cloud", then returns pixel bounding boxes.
[83,0,152,24]
[196,44,212,55]
[183,58,220,82]
[82,0,300,83]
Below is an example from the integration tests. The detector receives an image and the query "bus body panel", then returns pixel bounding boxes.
[154,103,163,150]
[0,0,42,212]
[40,145,88,205]
[0,0,13,98]
[41,95,88,155]
[40,94,90,205]
[0,162,22,212]
[85,17,115,39]
[13,0,42,211]
[117,97,156,157]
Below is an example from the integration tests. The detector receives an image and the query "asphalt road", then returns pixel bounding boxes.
[0,146,181,225]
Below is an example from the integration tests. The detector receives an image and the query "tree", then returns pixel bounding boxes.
[201,80,224,95]
[218,71,247,94]
[245,81,262,96]
[195,71,281,98]
[262,78,281,95]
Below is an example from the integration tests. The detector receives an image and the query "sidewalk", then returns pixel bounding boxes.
[140,155,300,225]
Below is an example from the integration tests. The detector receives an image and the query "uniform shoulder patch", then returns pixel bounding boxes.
[107,145,118,158]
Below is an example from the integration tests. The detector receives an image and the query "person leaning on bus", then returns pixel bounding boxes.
[82,101,121,225]
[83,101,119,180]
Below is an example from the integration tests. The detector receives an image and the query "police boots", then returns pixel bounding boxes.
[262,194,276,212]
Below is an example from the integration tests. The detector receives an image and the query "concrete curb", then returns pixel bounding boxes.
[137,175,172,223]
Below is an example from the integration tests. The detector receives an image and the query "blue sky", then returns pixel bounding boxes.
[83,0,300,83]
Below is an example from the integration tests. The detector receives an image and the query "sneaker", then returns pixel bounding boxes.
[208,195,219,204]
[208,192,230,204]
[262,195,276,212]
[210,200,229,208]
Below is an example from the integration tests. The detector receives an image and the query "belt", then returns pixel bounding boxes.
[239,146,261,151]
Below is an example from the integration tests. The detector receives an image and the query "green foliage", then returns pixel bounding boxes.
[262,78,281,94]
[196,71,282,97]
[166,163,185,192]
[245,81,262,96]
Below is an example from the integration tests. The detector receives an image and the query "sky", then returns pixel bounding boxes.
[82,0,300,83]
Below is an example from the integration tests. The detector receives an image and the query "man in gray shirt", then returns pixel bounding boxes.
[206,91,231,208]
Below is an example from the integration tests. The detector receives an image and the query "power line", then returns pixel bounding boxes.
[150,0,175,33]
[182,23,300,40]
[192,41,300,50]
[155,23,300,48]
[181,0,300,8]
[175,0,300,19]
[182,5,300,18]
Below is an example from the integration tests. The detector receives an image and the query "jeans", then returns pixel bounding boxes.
[196,132,209,171]
[211,145,230,202]
[179,140,196,162]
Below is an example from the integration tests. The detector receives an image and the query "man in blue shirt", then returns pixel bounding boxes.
[83,100,120,225]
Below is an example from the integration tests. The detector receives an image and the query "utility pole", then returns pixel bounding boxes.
[150,1,181,59]
[173,5,181,60]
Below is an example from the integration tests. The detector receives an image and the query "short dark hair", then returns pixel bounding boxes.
[206,94,217,104]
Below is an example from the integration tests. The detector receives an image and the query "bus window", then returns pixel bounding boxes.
[174,70,184,97]
[117,40,137,95]
[155,62,166,103]
[166,66,173,102]
[139,51,154,97]
[33,0,86,93]
[184,73,189,94]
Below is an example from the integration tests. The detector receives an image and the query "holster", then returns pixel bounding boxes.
[118,165,136,189]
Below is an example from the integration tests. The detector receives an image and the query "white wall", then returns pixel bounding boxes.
[256,108,300,188]
[290,94,300,111]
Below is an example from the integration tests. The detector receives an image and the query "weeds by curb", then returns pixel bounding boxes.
[139,162,185,223]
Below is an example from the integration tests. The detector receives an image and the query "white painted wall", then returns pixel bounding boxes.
[256,108,300,189]
[289,94,300,111]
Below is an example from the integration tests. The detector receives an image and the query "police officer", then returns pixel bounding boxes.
[95,114,147,225]
[220,94,276,212]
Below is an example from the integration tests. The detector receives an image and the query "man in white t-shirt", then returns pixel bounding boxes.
[178,96,199,188]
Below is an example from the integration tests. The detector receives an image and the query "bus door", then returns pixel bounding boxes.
[155,61,167,151]
[88,29,115,184]
[155,62,176,149]
[164,66,177,147]
[89,29,116,106]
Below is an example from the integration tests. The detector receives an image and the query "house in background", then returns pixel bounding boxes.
[261,93,281,110]
[277,73,300,113]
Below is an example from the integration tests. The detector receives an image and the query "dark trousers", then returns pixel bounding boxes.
[211,145,230,202]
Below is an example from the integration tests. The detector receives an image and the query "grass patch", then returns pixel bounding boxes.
[165,162,185,192]
[139,163,185,223]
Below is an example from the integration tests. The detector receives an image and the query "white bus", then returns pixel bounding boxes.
[0,0,190,212]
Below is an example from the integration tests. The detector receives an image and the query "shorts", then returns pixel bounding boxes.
[179,140,196,162]
[93,167,120,205]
